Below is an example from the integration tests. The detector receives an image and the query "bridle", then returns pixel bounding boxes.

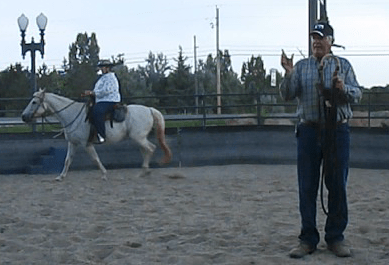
[31,93,86,131]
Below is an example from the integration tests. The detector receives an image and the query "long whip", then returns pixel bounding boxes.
[318,54,341,216]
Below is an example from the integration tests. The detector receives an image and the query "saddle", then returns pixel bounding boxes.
[85,96,128,142]
[108,103,128,125]
[85,102,127,126]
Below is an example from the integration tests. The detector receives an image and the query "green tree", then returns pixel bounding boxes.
[241,55,266,94]
[0,64,30,116]
[127,67,158,107]
[37,64,66,94]
[218,50,244,113]
[167,46,194,114]
[138,52,170,109]
[240,55,267,112]
[65,32,100,97]
[196,50,243,113]
[196,55,216,113]
[109,53,158,106]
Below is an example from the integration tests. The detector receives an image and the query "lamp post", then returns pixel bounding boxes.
[17,13,47,97]
[18,13,47,133]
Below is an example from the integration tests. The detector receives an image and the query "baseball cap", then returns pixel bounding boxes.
[310,22,334,39]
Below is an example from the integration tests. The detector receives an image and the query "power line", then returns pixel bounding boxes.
[3,46,388,70]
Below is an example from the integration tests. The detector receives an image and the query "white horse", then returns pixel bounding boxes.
[21,89,172,181]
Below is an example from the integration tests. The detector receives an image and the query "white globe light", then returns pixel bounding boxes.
[36,13,48,31]
[17,14,29,32]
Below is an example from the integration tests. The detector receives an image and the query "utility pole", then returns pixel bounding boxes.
[309,0,328,56]
[308,0,318,56]
[216,6,221,115]
[194,35,199,115]
[319,0,328,22]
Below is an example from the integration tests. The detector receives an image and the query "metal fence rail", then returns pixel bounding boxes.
[1,90,388,130]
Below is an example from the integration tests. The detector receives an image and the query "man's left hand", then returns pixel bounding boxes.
[333,76,344,91]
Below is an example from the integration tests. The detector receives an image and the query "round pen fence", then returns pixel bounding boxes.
[1,90,389,131]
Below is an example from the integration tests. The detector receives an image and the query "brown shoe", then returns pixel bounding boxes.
[289,242,316,258]
[327,241,351,257]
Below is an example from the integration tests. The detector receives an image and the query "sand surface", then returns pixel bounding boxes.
[0,164,388,264]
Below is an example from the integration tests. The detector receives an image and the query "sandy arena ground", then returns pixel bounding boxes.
[0,164,388,265]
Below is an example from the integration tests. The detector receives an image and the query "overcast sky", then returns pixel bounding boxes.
[1,0,388,88]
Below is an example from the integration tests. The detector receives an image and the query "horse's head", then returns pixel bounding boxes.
[21,88,48,123]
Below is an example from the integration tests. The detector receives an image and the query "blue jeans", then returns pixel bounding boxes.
[296,122,350,247]
[92,102,117,138]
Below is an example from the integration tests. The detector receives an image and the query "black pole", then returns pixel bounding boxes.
[19,14,46,133]
[194,35,199,115]
[308,0,318,57]
[30,39,37,97]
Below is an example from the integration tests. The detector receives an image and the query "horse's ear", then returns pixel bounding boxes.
[39,88,46,93]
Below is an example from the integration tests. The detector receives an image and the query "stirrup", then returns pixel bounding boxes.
[95,134,105,144]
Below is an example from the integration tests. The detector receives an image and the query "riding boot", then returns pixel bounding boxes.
[95,133,105,144]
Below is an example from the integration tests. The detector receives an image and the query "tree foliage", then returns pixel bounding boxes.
[65,32,100,96]
[241,55,266,93]
[136,51,170,108]
[166,46,194,113]
[0,31,301,117]
[37,64,66,94]
[0,64,30,116]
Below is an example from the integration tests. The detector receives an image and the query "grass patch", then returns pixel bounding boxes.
[0,124,63,134]
[0,119,226,134]
[165,119,226,128]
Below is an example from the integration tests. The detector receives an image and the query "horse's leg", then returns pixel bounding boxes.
[56,142,76,181]
[85,144,108,180]
[135,138,156,178]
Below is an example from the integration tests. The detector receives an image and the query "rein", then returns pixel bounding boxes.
[317,54,342,217]
[52,100,78,116]
[34,95,87,132]
[60,103,86,130]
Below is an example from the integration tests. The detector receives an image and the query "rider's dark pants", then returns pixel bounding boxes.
[92,101,116,138]
[296,122,349,247]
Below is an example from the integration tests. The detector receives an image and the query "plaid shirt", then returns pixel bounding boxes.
[279,54,362,122]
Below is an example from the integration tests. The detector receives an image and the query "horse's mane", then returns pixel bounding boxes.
[45,92,78,104]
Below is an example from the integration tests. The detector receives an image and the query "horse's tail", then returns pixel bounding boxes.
[150,107,172,164]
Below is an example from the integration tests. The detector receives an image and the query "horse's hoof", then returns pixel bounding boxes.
[138,169,151,178]
[102,176,108,181]
[159,157,172,165]
[55,176,63,181]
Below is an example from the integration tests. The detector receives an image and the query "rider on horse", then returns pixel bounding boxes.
[84,59,121,144]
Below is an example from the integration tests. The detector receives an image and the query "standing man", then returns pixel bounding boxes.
[84,59,121,144]
[280,22,362,258]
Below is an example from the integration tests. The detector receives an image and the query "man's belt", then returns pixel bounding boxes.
[300,119,348,127]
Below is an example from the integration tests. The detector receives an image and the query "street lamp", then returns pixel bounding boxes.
[17,13,48,96]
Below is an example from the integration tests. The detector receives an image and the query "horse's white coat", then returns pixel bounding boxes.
[21,90,171,181]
